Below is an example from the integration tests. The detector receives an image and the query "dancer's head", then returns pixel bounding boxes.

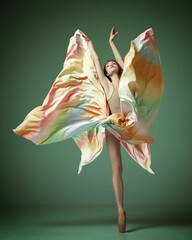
[104,60,123,82]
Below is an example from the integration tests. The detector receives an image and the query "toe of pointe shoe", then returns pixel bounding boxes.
[117,211,126,233]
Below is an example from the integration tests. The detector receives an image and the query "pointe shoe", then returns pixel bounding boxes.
[117,210,126,233]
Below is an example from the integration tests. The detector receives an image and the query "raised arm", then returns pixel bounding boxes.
[80,30,106,84]
[109,26,124,69]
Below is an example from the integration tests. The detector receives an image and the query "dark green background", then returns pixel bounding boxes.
[1,0,191,208]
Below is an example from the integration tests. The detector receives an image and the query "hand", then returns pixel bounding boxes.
[109,26,118,42]
[79,30,91,43]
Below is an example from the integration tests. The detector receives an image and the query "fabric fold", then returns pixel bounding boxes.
[13,28,164,175]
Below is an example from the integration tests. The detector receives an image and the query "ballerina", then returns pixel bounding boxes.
[81,26,127,232]
[13,26,164,233]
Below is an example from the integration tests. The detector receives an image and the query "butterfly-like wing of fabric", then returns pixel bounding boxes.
[13,31,110,174]
[109,28,164,174]
[13,28,164,175]
[73,28,164,174]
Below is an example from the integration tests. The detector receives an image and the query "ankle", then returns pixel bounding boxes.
[118,207,125,214]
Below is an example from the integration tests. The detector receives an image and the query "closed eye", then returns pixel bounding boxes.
[107,62,116,67]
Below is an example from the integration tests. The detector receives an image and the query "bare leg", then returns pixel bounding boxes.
[105,129,126,223]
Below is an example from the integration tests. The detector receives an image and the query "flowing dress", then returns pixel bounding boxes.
[13,28,164,175]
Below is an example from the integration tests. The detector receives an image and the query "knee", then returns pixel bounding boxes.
[112,164,123,175]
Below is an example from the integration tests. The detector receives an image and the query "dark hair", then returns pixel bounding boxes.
[103,59,123,82]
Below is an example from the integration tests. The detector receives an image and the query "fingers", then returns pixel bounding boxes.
[112,26,115,34]
[81,32,86,37]
[111,26,115,32]
[79,29,87,37]
[79,31,90,42]
[111,26,118,35]
[110,27,114,35]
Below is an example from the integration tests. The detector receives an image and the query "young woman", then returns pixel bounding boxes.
[13,26,163,233]
[81,26,127,233]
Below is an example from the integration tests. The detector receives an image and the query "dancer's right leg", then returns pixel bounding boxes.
[105,129,125,214]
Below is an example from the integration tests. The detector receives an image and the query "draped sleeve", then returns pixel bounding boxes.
[13,28,164,175]
[105,28,164,174]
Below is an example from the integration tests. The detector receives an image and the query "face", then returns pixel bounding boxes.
[105,61,119,76]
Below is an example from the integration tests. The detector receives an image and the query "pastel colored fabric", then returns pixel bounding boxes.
[13,28,164,175]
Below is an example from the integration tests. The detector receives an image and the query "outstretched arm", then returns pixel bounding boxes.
[80,30,106,84]
[109,26,124,69]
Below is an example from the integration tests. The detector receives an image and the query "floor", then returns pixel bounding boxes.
[0,204,191,240]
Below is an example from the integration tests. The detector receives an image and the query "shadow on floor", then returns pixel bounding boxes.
[35,214,192,232]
